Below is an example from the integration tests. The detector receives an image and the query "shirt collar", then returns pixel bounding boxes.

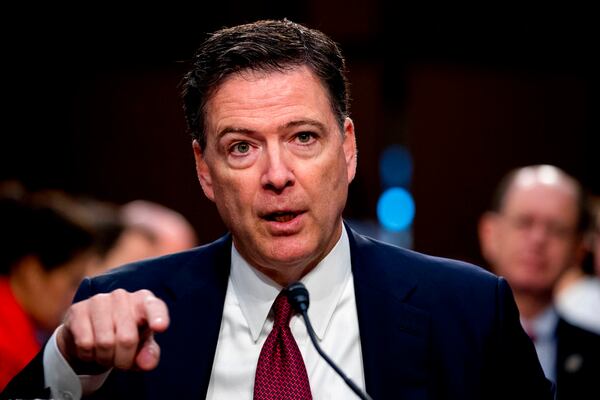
[522,306,559,342]
[230,225,352,342]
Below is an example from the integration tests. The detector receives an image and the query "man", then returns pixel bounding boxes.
[555,196,600,335]
[3,20,552,399]
[479,164,600,399]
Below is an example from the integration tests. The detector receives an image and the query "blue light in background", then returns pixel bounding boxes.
[379,145,413,188]
[377,187,415,231]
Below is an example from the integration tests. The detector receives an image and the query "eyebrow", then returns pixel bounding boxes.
[283,119,326,131]
[216,119,327,140]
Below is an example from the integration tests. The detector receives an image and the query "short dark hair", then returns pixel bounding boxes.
[0,185,96,274]
[490,165,590,234]
[182,19,351,149]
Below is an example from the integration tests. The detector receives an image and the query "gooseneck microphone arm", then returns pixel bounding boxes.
[285,282,374,400]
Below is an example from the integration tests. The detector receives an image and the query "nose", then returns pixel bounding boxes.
[260,144,295,193]
[527,222,550,250]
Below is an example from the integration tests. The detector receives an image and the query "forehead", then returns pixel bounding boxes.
[203,66,335,133]
[503,180,578,223]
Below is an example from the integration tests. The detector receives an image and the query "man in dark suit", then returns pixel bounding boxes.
[3,20,553,400]
[479,165,600,399]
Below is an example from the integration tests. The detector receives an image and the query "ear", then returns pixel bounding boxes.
[478,212,499,265]
[193,140,215,202]
[342,118,357,183]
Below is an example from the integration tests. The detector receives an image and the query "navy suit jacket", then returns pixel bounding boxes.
[3,226,553,399]
[555,318,600,399]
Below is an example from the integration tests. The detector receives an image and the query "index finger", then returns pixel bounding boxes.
[134,290,170,333]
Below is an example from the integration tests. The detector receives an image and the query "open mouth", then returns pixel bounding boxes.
[264,211,300,223]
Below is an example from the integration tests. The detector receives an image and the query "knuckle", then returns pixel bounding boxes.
[68,302,85,318]
[74,337,94,352]
[90,293,110,307]
[95,335,115,351]
[137,289,154,302]
[116,332,138,349]
[112,288,129,299]
[68,304,87,322]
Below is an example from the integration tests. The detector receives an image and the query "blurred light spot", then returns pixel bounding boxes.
[377,187,415,231]
[515,165,563,188]
[379,145,412,188]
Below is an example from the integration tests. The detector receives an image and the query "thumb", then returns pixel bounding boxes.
[135,331,161,371]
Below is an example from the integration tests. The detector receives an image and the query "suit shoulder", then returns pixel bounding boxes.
[558,318,600,345]
[353,230,497,281]
[86,234,230,294]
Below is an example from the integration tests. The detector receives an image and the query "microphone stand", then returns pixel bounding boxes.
[286,282,374,400]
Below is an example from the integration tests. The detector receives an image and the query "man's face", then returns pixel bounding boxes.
[193,66,356,284]
[482,179,581,295]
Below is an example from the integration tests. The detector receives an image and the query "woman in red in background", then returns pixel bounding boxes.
[0,183,96,390]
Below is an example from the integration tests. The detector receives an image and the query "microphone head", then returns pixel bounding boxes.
[285,282,309,313]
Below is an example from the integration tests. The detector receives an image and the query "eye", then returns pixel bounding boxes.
[295,132,315,144]
[231,141,251,154]
[511,216,534,230]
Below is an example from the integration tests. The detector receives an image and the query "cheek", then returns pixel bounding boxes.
[492,233,519,266]
[47,279,74,309]
[501,232,525,255]
[316,153,348,189]
[35,279,68,328]
[549,241,576,265]
[213,174,255,220]
[49,271,83,306]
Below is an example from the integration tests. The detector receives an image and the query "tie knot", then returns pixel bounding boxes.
[272,292,294,328]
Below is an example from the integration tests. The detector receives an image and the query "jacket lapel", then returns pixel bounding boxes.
[347,225,431,399]
[146,234,232,399]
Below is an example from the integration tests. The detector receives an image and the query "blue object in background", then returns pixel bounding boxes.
[379,145,413,188]
[377,187,415,231]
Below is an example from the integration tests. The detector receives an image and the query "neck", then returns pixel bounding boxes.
[8,256,47,328]
[513,290,553,319]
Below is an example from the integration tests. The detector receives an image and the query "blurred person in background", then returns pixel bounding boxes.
[87,199,198,277]
[590,197,600,277]
[554,196,600,334]
[0,182,96,390]
[479,165,600,399]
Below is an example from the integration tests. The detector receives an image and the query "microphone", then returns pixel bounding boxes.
[285,282,374,400]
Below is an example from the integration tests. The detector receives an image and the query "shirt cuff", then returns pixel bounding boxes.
[43,326,112,399]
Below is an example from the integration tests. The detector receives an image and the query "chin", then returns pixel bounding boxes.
[514,280,554,294]
[267,246,318,268]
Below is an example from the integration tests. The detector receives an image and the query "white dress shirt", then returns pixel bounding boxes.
[521,307,558,383]
[207,226,365,399]
[44,226,366,399]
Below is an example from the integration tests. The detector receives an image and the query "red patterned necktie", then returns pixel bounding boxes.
[254,292,312,400]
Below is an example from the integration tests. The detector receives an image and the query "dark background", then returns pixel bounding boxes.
[1,2,597,267]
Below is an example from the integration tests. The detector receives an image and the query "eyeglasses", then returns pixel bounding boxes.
[502,214,577,241]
